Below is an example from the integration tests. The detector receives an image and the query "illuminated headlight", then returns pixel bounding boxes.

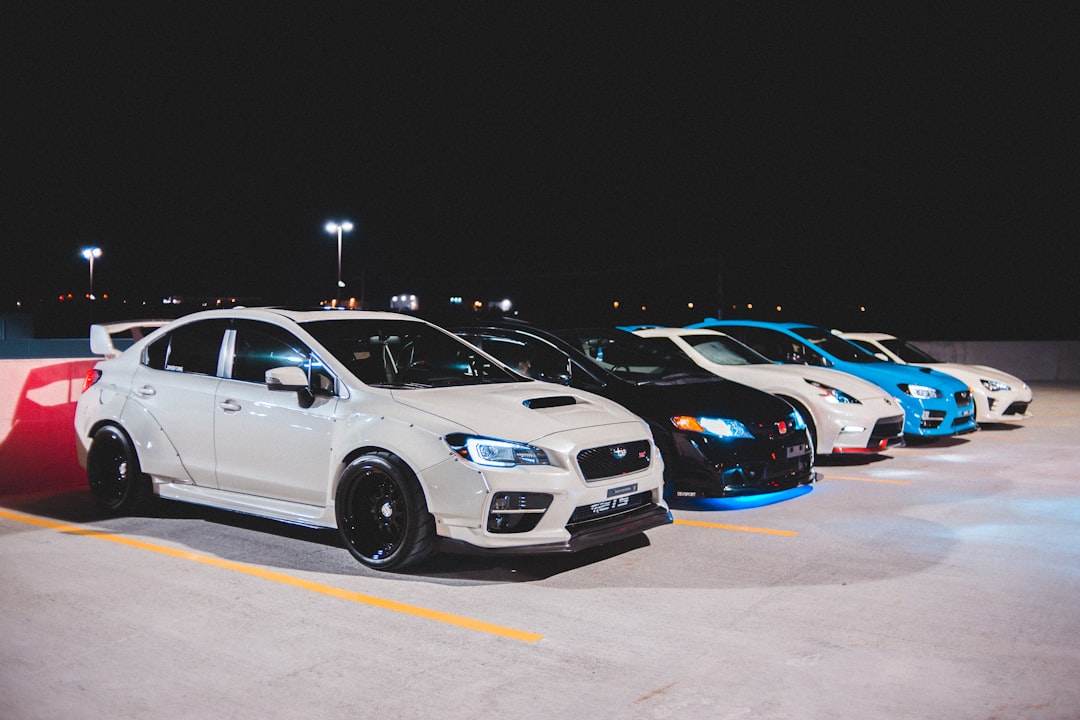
[672,416,754,439]
[898,383,941,399]
[805,378,859,404]
[789,410,807,431]
[980,378,1011,392]
[445,433,550,467]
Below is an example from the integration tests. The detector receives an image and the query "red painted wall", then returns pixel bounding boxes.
[0,358,96,495]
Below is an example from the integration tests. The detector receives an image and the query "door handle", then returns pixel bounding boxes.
[219,400,242,413]
[135,385,156,397]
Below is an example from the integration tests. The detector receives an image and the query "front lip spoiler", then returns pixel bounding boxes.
[436,504,673,557]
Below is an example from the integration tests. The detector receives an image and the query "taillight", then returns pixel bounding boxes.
[82,369,102,393]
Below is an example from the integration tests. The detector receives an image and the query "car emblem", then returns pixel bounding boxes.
[611,446,628,460]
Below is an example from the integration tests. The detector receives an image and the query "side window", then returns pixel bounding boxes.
[230,321,335,394]
[143,321,227,376]
[726,327,779,360]
[468,334,569,383]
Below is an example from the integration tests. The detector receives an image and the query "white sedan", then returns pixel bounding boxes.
[837,332,1033,423]
[632,327,905,454]
[75,308,670,571]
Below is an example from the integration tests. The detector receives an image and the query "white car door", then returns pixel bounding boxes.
[123,320,228,487]
[212,321,338,506]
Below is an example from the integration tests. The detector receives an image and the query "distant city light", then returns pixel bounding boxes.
[497,298,512,312]
[687,302,694,309]
[391,294,419,311]
[776,305,782,312]
[613,301,620,309]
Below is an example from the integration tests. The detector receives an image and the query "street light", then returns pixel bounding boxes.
[325,221,353,302]
[82,246,102,300]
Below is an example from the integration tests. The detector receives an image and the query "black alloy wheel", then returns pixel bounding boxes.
[86,425,151,514]
[335,452,435,571]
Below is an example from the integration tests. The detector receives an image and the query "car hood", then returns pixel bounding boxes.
[833,360,970,395]
[921,363,1028,389]
[706,363,893,402]
[624,376,797,423]
[388,382,645,442]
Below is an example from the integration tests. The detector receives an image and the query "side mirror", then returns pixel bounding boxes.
[266,366,315,408]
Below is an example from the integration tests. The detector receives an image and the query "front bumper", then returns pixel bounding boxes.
[898,393,977,437]
[662,428,815,498]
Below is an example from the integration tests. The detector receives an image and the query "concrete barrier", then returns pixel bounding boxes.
[911,340,1080,382]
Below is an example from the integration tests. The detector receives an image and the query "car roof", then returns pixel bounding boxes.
[687,319,818,331]
[838,331,896,341]
[632,327,728,338]
[176,307,425,325]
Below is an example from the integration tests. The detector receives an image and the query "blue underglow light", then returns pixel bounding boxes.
[670,485,813,511]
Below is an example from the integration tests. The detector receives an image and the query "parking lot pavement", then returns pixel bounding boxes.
[2,382,1079,720]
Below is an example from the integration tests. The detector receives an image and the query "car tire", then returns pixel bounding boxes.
[86,425,152,514]
[335,452,436,571]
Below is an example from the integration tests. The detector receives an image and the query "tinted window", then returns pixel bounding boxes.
[677,334,771,366]
[882,338,939,363]
[463,333,571,384]
[556,329,712,382]
[230,321,335,394]
[144,320,227,375]
[302,319,522,388]
[794,326,878,364]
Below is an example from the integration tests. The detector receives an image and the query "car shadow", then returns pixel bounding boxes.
[898,435,973,449]
[1,488,654,584]
[976,422,1026,433]
[816,453,893,468]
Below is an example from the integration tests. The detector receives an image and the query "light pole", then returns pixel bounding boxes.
[82,246,102,300]
[324,221,353,303]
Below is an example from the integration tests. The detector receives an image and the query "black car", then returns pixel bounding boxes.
[452,321,816,498]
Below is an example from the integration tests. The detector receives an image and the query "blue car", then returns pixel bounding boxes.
[686,320,978,439]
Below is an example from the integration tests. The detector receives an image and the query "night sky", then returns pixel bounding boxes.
[4,3,1078,339]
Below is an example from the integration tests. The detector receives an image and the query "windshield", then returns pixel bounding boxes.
[557,329,715,383]
[882,338,939,363]
[302,319,522,388]
[796,326,880,364]
[679,333,772,366]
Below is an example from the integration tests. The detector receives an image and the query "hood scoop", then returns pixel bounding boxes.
[523,395,578,409]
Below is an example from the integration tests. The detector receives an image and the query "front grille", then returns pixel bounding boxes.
[567,490,651,525]
[869,417,904,445]
[733,419,797,442]
[1004,401,1029,416]
[577,440,651,481]
[955,390,972,406]
[920,410,946,429]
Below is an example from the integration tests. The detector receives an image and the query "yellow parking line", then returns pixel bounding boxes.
[823,474,912,485]
[0,508,543,643]
[672,518,798,536]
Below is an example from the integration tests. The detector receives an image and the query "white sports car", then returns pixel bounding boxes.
[74,308,670,571]
[631,327,905,454]
[837,331,1033,424]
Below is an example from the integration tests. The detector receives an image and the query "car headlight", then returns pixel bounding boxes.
[805,378,859,404]
[445,433,550,467]
[789,409,807,431]
[980,378,1011,392]
[898,383,942,399]
[672,416,754,439]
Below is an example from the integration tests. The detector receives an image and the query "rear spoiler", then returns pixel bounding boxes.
[90,320,170,358]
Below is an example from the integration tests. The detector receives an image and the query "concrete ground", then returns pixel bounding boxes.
[2,382,1078,720]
